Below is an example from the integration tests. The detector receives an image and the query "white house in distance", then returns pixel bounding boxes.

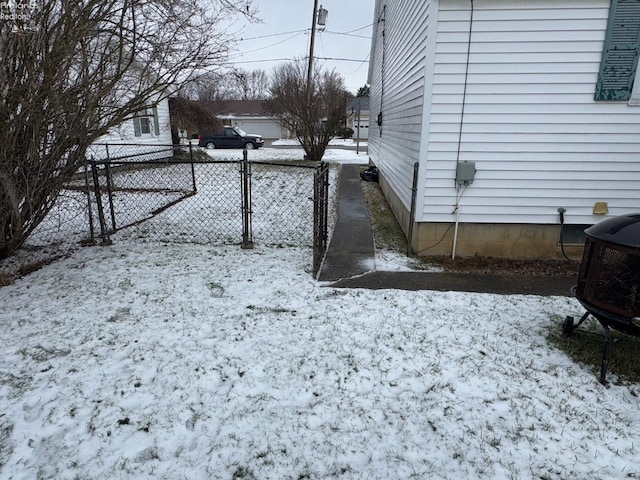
[216,100,285,140]
[367,0,640,260]
[87,96,173,161]
[347,97,370,140]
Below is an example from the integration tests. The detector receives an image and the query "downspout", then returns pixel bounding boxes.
[377,5,386,135]
[452,0,474,260]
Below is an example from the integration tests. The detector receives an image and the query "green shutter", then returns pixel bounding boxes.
[152,106,160,136]
[595,0,640,101]
[133,118,141,137]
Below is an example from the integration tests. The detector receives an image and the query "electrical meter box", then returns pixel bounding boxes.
[456,161,476,186]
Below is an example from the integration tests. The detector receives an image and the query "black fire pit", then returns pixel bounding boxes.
[564,213,640,385]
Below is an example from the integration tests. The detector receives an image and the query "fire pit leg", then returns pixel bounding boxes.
[563,312,591,337]
[599,324,612,387]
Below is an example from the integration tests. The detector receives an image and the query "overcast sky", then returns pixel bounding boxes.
[228,0,375,94]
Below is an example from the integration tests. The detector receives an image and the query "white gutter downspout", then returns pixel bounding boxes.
[452,203,461,260]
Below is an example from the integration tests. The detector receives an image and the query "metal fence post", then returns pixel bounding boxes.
[84,158,96,244]
[241,149,254,249]
[189,141,197,193]
[90,160,112,246]
[104,159,117,231]
[313,161,330,277]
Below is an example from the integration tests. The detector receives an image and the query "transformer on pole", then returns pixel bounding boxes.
[307,2,328,95]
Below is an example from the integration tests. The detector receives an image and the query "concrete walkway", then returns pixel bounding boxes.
[317,164,375,282]
[317,164,577,296]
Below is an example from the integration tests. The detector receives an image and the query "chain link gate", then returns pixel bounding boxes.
[238,152,330,277]
[87,148,330,277]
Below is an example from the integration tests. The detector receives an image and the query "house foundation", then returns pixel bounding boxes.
[378,175,584,261]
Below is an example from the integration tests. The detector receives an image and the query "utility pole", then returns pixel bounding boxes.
[306,1,328,95]
[306,0,320,95]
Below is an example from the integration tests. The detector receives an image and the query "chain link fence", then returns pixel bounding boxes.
[248,161,321,246]
[1,143,334,280]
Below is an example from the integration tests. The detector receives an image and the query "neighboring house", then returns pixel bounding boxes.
[216,100,286,140]
[87,96,173,161]
[347,97,370,140]
[367,0,640,260]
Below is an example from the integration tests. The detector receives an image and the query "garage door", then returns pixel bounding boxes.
[238,120,283,139]
[355,119,369,139]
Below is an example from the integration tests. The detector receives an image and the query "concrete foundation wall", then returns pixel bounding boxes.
[411,222,584,260]
[378,175,584,261]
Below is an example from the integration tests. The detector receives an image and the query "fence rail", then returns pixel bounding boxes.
[2,144,332,279]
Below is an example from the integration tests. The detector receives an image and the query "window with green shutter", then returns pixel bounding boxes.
[595,0,640,101]
[133,106,156,137]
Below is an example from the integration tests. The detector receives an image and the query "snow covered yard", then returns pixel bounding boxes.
[2,243,640,479]
[1,147,640,479]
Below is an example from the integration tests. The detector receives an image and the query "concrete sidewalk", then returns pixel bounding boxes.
[317,164,577,296]
[317,164,375,282]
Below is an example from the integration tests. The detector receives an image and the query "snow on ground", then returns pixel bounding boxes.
[271,138,368,149]
[203,143,369,165]
[1,147,640,480]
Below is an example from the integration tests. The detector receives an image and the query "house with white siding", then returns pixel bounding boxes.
[347,97,370,140]
[87,96,174,162]
[216,100,286,140]
[367,0,640,260]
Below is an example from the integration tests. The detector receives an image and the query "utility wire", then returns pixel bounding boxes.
[239,29,307,41]
[323,30,371,39]
[231,31,306,56]
[239,23,373,42]
[233,56,368,64]
[340,23,374,34]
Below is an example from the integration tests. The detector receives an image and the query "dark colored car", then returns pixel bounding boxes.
[198,126,265,150]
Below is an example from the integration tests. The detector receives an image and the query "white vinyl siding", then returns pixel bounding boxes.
[88,96,173,161]
[420,0,640,225]
[368,0,432,209]
[97,97,172,145]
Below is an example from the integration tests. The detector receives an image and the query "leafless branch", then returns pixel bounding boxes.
[0,0,255,258]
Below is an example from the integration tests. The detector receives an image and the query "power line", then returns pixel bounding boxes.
[323,30,371,39]
[316,56,369,63]
[232,31,306,56]
[238,23,373,43]
[232,56,368,65]
[239,29,307,41]
[341,23,374,35]
[232,58,296,64]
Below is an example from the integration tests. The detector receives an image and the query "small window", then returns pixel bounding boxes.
[133,106,160,137]
[138,117,151,135]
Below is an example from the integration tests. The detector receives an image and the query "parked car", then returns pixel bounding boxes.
[197,126,265,150]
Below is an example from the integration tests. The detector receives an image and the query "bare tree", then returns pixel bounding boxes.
[168,96,221,141]
[236,69,269,100]
[187,68,269,102]
[268,60,349,163]
[0,0,255,258]
[186,71,237,103]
